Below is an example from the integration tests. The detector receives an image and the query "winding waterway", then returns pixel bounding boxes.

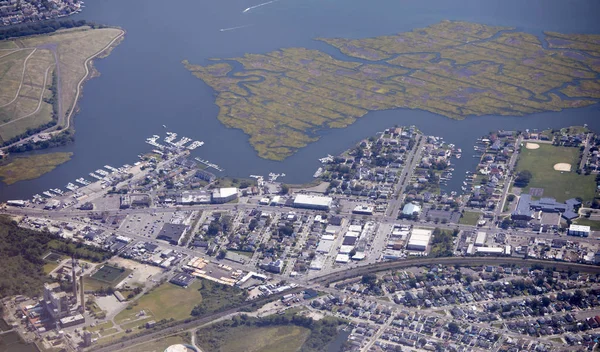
[1,0,599,200]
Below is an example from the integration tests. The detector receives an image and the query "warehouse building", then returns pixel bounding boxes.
[170,273,195,287]
[475,232,487,247]
[156,223,188,245]
[293,194,333,211]
[568,224,591,237]
[406,228,432,251]
[475,247,505,255]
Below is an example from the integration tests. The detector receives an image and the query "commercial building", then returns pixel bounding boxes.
[353,205,374,215]
[293,194,332,211]
[402,203,422,216]
[211,187,238,204]
[178,191,211,205]
[6,200,25,207]
[156,223,188,245]
[261,259,283,273]
[568,224,591,237]
[406,228,432,251]
[475,232,487,247]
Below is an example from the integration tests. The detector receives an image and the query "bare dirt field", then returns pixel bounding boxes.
[107,257,163,287]
[525,143,540,150]
[553,163,572,171]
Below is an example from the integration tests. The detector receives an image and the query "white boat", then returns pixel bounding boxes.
[187,141,204,150]
[89,173,102,180]
[313,167,323,178]
[43,191,54,198]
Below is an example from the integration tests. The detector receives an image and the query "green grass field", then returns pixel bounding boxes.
[573,217,600,230]
[196,325,310,352]
[459,211,481,226]
[515,144,595,202]
[115,281,203,326]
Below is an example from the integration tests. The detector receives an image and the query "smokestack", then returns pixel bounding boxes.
[71,256,77,299]
[79,275,85,313]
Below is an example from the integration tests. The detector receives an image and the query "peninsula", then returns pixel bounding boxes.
[185,21,600,161]
[0,23,124,149]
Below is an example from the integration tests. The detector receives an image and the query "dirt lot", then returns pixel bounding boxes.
[107,257,162,288]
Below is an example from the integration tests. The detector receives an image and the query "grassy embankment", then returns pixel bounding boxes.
[114,279,247,330]
[0,152,72,184]
[515,144,595,202]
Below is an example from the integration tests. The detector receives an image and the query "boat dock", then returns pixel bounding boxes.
[194,157,224,172]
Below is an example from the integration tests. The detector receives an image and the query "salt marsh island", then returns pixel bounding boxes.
[184,21,600,161]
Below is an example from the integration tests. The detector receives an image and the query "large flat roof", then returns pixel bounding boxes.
[569,224,591,232]
[293,194,332,207]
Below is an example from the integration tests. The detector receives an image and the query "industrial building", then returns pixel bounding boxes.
[406,228,432,251]
[211,187,238,203]
[293,194,333,211]
[475,247,505,255]
[43,283,70,319]
[170,273,195,287]
[475,232,487,246]
[156,223,188,245]
[316,240,334,253]
[568,224,591,237]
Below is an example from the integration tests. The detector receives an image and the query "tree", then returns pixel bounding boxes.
[280,184,290,195]
[514,170,533,187]
[448,321,460,334]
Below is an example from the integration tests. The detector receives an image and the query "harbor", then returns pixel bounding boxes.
[20,129,211,206]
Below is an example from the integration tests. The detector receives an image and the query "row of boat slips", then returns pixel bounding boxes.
[36,163,134,200]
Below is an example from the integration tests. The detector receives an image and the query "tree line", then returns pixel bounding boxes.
[0,19,104,41]
[0,215,111,298]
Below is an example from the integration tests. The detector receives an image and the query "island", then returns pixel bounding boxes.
[184,21,600,161]
[0,22,124,149]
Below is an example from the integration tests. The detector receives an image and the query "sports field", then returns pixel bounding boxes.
[84,264,130,291]
[515,144,595,202]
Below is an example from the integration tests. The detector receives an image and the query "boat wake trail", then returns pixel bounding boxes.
[220,24,253,32]
[243,0,280,13]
